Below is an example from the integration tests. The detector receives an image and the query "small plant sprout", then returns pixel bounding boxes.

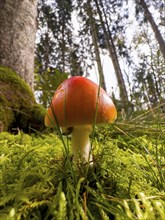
[45,76,117,163]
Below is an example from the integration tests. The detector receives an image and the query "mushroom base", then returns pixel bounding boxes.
[71,125,93,163]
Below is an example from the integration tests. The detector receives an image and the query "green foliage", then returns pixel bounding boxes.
[35,67,68,107]
[117,193,165,220]
[0,114,165,219]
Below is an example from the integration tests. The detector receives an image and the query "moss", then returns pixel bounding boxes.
[0,66,46,132]
[0,66,35,96]
[0,83,15,131]
[18,104,46,133]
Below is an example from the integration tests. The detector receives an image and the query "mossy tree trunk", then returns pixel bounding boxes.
[0,0,37,90]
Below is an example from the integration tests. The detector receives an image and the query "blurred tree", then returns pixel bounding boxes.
[35,0,84,106]
[93,0,129,104]
[131,30,165,109]
[129,0,165,109]
[36,0,81,74]
[86,0,106,90]
[135,0,165,60]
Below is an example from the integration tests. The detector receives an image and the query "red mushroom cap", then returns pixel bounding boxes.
[45,76,117,127]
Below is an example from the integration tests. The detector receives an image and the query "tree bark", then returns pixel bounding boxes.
[137,0,165,60]
[94,0,129,104]
[86,0,106,91]
[0,0,37,89]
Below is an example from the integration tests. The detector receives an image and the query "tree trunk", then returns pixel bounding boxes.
[137,0,165,60]
[86,0,106,91]
[0,0,37,89]
[94,0,129,104]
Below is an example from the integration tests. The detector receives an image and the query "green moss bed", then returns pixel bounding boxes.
[0,115,165,219]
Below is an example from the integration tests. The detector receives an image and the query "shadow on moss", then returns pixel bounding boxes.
[0,66,46,133]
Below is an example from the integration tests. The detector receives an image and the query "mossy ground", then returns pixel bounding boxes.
[0,111,165,219]
[0,66,46,132]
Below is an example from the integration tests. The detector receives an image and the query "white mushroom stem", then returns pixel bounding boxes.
[71,125,93,163]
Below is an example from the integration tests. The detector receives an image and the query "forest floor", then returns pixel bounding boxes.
[0,110,165,219]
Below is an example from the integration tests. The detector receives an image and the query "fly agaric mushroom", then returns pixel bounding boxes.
[45,76,117,163]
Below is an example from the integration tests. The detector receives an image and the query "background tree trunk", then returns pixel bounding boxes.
[137,0,165,60]
[94,0,129,104]
[86,0,106,90]
[0,0,37,89]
